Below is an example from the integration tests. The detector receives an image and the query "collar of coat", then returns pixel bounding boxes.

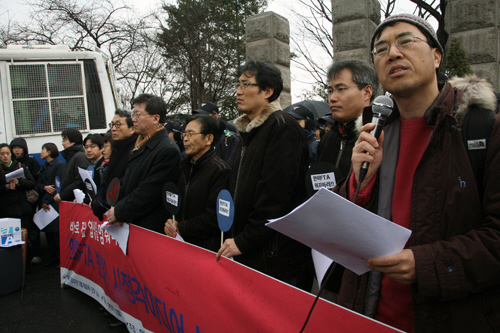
[233,100,282,133]
[357,74,497,132]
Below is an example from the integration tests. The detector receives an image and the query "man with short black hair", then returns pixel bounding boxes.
[194,101,239,165]
[164,114,230,251]
[216,59,312,291]
[336,14,500,332]
[107,94,181,232]
[83,133,104,187]
[317,59,378,179]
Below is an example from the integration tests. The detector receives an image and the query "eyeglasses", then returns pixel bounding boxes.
[132,112,150,118]
[181,131,203,140]
[372,35,429,58]
[109,122,124,129]
[235,82,259,90]
[327,85,360,95]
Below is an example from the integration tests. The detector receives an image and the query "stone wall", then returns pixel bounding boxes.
[332,0,381,63]
[445,0,500,90]
[246,12,291,108]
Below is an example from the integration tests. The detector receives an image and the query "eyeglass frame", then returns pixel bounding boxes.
[181,131,204,140]
[131,111,152,119]
[372,35,429,58]
[109,121,125,129]
[235,82,260,90]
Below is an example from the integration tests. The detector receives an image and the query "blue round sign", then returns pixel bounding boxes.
[87,165,95,180]
[217,190,234,232]
[55,176,61,193]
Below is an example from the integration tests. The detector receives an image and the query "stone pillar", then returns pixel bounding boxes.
[445,0,500,90]
[332,0,381,63]
[246,12,291,108]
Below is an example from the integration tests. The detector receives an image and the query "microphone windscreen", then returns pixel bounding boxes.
[372,95,394,116]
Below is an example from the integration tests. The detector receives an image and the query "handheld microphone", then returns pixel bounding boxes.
[358,95,394,184]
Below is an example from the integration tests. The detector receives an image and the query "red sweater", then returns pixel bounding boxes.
[374,116,432,332]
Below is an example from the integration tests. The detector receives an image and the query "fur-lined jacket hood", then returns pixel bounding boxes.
[357,74,498,132]
[233,100,282,133]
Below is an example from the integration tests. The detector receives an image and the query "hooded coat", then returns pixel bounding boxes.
[335,76,500,332]
[10,138,40,181]
[0,159,36,220]
[59,144,91,201]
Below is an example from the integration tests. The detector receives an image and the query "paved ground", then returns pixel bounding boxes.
[0,234,128,333]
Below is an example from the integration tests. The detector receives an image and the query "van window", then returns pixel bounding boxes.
[8,60,106,137]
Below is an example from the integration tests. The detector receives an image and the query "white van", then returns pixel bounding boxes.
[0,45,120,162]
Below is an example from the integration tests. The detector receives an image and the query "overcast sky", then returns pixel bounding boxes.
[1,0,432,103]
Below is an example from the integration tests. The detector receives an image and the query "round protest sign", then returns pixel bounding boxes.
[162,182,181,216]
[106,178,121,206]
[217,189,234,232]
[305,162,343,197]
[87,165,95,180]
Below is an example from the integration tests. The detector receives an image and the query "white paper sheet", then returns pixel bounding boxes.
[73,189,85,203]
[266,188,412,275]
[100,222,130,255]
[33,205,59,230]
[311,249,334,287]
[5,168,24,182]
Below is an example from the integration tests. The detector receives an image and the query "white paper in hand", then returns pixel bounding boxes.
[33,205,59,230]
[266,188,411,275]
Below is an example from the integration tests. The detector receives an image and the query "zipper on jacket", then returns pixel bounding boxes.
[233,146,246,203]
[181,164,194,219]
[335,139,346,168]
[444,258,453,272]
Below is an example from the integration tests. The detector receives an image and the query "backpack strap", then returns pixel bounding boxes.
[461,105,495,199]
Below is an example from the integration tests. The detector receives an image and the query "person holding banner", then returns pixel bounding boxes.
[54,128,90,203]
[107,94,181,233]
[164,114,230,252]
[336,14,500,332]
[217,59,313,291]
[36,143,65,266]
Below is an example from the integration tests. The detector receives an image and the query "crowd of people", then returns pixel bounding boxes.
[2,13,500,332]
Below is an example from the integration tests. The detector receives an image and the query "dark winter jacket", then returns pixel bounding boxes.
[114,129,181,233]
[230,104,311,280]
[10,138,40,181]
[317,119,359,179]
[59,144,91,201]
[177,148,230,252]
[214,120,239,166]
[304,128,318,166]
[36,157,65,232]
[0,159,36,219]
[335,77,500,332]
[92,133,138,220]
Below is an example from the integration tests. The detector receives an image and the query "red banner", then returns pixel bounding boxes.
[59,202,399,333]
